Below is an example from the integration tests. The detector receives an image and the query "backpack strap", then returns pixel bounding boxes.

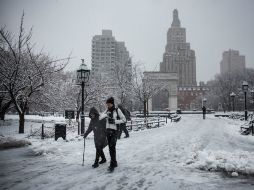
[115,108,120,119]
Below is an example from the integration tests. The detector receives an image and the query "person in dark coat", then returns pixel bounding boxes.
[117,104,130,139]
[202,106,206,120]
[84,107,107,168]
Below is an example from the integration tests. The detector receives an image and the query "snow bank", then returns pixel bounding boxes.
[182,116,254,176]
[0,136,31,149]
[188,150,254,175]
[30,144,61,156]
[5,114,65,121]
[28,134,83,156]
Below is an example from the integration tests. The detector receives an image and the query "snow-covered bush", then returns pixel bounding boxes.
[0,136,31,149]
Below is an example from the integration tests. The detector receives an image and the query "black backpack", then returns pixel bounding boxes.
[124,109,131,121]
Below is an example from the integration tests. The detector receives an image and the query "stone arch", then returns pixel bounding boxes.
[152,88,170,111]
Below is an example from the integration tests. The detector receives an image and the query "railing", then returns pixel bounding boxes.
[125,114,181,131]
[126,117,167,131]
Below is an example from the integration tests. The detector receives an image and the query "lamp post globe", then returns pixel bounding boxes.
[251,89,254,102]
[77,59,90,135]
[242,81,248,121]
[230,92,236,112]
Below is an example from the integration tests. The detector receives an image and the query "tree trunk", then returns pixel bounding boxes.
[143,100,146,118]
[19,113,25,133]
[0,111,5,120]
[0,100,12,121]
[26,106,29,115]
[76,109,80,121]
[146,101,149,116]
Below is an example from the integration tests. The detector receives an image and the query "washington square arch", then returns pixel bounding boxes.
[143,72,178,111]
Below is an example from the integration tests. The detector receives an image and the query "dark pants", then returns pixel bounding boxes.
[118,123,129,139]
[95,147,106,163]
[106,129,118,167]
[203,114,206,119]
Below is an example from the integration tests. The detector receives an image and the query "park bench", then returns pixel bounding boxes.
[240,120,254,135]
[168,114,181,122]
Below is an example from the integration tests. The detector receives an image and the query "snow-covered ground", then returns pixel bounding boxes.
[1,114,254,190]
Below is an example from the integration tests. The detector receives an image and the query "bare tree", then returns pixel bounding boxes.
[0,86,13,120]
[207,69,254,111]
[0,12,70,133]
[132,63,168,117]
[111,58,133,108]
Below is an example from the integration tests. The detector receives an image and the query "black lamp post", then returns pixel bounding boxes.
[251,89,254,111]
[242,81,249,121]
[230,92,236,112]
[77,59,90,135]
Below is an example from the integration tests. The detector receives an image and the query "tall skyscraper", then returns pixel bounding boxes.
[160,9,197,87]
[91,30,132,85]
[220,49,245,74]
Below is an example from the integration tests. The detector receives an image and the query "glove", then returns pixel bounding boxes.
[108,118,115,124]
[83,134,87,138]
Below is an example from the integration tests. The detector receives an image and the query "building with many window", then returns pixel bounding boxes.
[146,9,208,111]
[220,49,245,74]
[91,30,131,84]
[90,30,132,104]
[160,9,197,87]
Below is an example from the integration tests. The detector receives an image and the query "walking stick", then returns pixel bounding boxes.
[82,136,85,166]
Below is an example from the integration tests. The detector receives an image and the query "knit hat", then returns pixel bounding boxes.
[106,97,114,105]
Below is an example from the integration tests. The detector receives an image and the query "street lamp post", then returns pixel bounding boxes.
[242,81,249,121]
[77,59,90,135]
[251,89,254,112]
[230,92,236,112]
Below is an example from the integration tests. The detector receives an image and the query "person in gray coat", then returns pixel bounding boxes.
[84,107,107,168]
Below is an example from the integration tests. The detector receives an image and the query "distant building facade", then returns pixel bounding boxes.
[147,9,202,111]
[177,84,209,111]
[91,30,132,86]
[160,9,197,87]
[220,49,245,74]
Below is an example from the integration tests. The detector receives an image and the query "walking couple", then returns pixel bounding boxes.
[83,97,128,172]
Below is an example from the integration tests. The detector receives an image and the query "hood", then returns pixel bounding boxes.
[89,107,99,118]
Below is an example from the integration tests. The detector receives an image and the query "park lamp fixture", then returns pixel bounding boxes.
[251,89,254,97]
[242,81,249,92]
[76,59,90,135]
[230,92,236,98]
[77,59,90,84]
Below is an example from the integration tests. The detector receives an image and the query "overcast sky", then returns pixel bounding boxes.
[0,0,254,82]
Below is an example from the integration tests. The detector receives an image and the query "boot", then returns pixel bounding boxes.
[107,161,117,172]
[92,162,99,168]
[111,161,118,167]
[99,158,107,164]
[108,165,115,172]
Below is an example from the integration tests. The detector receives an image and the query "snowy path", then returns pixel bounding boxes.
[1,115,254,190]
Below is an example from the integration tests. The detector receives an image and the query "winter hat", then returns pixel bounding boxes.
[106,97,114,105]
